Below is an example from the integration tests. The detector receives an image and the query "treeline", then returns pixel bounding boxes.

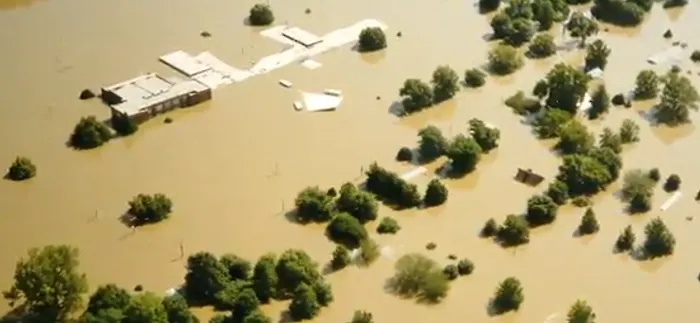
[398,65,487,115]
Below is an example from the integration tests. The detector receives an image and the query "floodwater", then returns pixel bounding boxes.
[1,0,700,321]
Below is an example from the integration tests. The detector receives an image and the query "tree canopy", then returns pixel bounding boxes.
[446,134,483,176]
[248,4,274,26]
[584,39,611,71]
[69,116,112,149]
[326,213,368,248]
[358,27,387,52]
[335,182,379,223]
[418,125,449,162]
[127,193,173,225]
[488,45,524,75]
[654,72,699,126]
[491,277,524,314]
[399,79,434,114]
[365,163,422,208]
[294,186,334,223]
[431,66,460,103]
[386,253,450,303]
[544,63,590,114]
[469,118,501,152]
[6,156,37,181]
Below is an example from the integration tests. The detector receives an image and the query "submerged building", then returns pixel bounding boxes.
[101,73,211,123]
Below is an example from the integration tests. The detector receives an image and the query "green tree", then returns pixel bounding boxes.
[469,118,501,152]
[288,283,319,321]
[248,4,274,26]
[557,119,594,155]
[377,217,401,234]
[431,65,460,103]
[424,179,448,207]
[621,169,654,213]
[566,11,599,46]
[275,249,321,296]
[358,27,387,52]
[6,156,37,181]
[655,72,699,126]
[567,299,596,323]
[591,0,645,27]
[418,125,449,162]
[124,292,168,323]
[443,264,459,280]
[294,186,334,223]
[490,12,512,39]
[578,208,600,235]
[85,284,131,317]
[505,18,535,47]
[326,213,368,248]
[546,180,570,205]
[231,289,260,321]
[184,252,230,304]
[251,254,278,303]
[634,70,659,100]
[396,147,413,162]
[615,225,636,252]
[545,63,590,114]
[464,68,487,88]
[664,174,681,192]
[312,281,333,306]
[481,218,499,237]
[599,127,622,154]
[4,245,88,321]
[589,146,622,181]
[629,0,653,11]
[69,116,112,149]
[556,154,613,196]
[364,163,421,208]
[358,239,381,266]
[349,310,374,323]
[491,277,524,314]
[505,0,534,19]
[533,79,549,100]
[497,215,530,246]
[242,310,272,323]
[488,45,524,75]
[584,39,611,71]
[386,253,449,303]
[219,254,251,281]
[330,245,351,271]
[127,193,173,225]
[588,84,610,119]
[643,218,676,258]
[528,33,557,58]
[648,168,661,182]
[399,79,433,114]
[532,0,556,30]
[457,258,475,276]
[506,91,543,115]
[619,119,640,143]
[162,294,198,323]
[446,134,483,175]
[335,183,379,223]
[479,0,501,12]
[526,194,559,226]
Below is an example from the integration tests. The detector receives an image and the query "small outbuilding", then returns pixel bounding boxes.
[514,168,545,187]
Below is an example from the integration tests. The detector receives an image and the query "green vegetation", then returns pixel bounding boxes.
[330,245,351,271]
[6,156,36,181]
[336,182,379,223]
[567,300,596,322]
[585,39,612,71]
[424,179,448,207]
[497,214,530,246]
[533,79,549,100]
[528,33,557,58]
[588,84,610,120]
[599,127,622,154]
[506,91,542,115]
[358,239,381,266]
[479,0,501,13]
[663,174,681,192]
[386,253,450,303]
[619,119,640,143]
[566,11,599,46]
[457,259,475,276]
[127,193,173,225]
[358,27,387,52]
[377,217,401,234]
[488,45,524,75]
[621,169,654,213]
[546,180,570,205]
[464,68,487,88]
[481,218,499,237]
[418,125,449,162]
[648,168,661,182]
[443,264,459,280]
[663,0,687,8]
[248,4,274,26]
[556,147,621,197]
[69,116,113,149]
[432,66,460,103]
[691,50,700,63]
[365,163,421,208]
[654,71,699,126]
[525,194,559,226]
[469,118,501,152]
[396,147,413,162]
[399,79,433,114]
[615,225,636,252]
[556,119,594,155]
[643,218,676,258]
[350,310,374,323]
[591,0,647,27]
[490,11,535,47]
[326,213,368,248]
[294,186,334,223]
[111,113,138,136]
[446,134,483,176]
[543,63,590,114]
[634,70,659,100]
[578,208,600,235]
[491,277,524,314]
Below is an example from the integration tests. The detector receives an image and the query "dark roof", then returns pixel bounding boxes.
[515,168,545,187]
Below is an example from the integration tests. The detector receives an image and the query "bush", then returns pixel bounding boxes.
[557,152,618,197]
[424,179,448,207]
[654,72,699,126]
[619,119,640,143]
[443,264,459,280]
[399,79,433,114]
[457,259,475,275]
[446,134,483,176]
[469,118,501,152]
[350,311,374,323]
[69,116,112,149]
[431,65,460,103]
[621,169,654,213]
[377,217,401,234]
[578,208,600,235]
[567,300,596,323]
[335,182,379,223]
[358,27,387,52]
[481,218,499,237]
[326,213,368,248]
[220,254,252,280]
[585,39,611,71]
[588,84,610,119]
[491,277,524,314]
[294,186,334,223]
[566,11,599,46]
[525,194,559,226]
[648,168,661,182]
[396,147,413,162]
[418,125,449,162]
[611,93,626,106]
[488,45,524,75]
[556,119,594,155]
[365,163,421,208]
[506,91,542,115]
[6,156,37,181]
[643,217,676,258]
[546,180,569,205]
[251,254,277,303]
[288,283,319,320]
[527,33,556,58]
[599,127,622,154]
[387,253,450,303]
[615,225,636,252]
[634,70,659,99]
[691,50,700,63]
[127,193,173,225]
[479,0,501,12]
[497,215,530,246]
[330,245,351,271]
[591,0,645,27]
[533,80,548,99]
[534,107,572,138]
[544,63,590,114]
[663,174,681,192]
[358,239,380,266]
[248,4,274,26]
[464,68,487,88]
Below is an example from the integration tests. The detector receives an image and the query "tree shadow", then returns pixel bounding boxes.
[278,311,293,323]
[242,17,252,27]
[283,209,307,225]
[119,212,138,227]
[630,247,648,261]
[388,101,406,117]
[485,299,511,317]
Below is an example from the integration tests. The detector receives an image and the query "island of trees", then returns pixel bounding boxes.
[6,156,37,181]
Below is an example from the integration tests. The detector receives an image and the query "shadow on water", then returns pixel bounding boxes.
[358,50,387,65]
[278,311,293,323]
[388,101,405,117]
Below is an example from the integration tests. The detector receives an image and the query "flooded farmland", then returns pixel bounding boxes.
[2,0,700,321]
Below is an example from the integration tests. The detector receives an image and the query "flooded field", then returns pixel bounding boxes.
[2,0,700,321]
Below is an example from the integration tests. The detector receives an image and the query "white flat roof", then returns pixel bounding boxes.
[104,73,209,116]
[160,51,211,77]
[282,27,323,47]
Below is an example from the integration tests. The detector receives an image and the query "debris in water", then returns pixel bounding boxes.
[305,8,311,14]
[279,79,293,88]
[79,89,95,100]
[447,254,457,260]
[200,31,212,38]
[376,95,381,100]
[134,285,143,292]
[426,242,436,250]
[396,31,402,37]
[663,29,673,39]
[164,117,173,124]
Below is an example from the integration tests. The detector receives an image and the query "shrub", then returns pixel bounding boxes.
[335,183,379,223]
[599,127,622,154]
[556,119,594,155]
[387,253,450,303]
[488,45,524,75]
[220,254,252,280]
[288,283,319,320]
[418,125,449,162]
[377,217,401,234]
[424,179,448,206]
[622,169,654,213]
[469,118,501,152]
[648,168,661,182]
[6,156,37,181]
[248,4,274,26]
[446,135,483,176]
[533,80,549,99]
[350,311,374,323]
[619,119,640,143]
[654,72,700,126]
[497,215,530,246]
[533,108,571,138]
[294,186,334,223]
[611,93,626,106]
[326,213,368,248]
[585,39,611,71]
[69,116,112,149]
[634,70,659,99]
[615,225,636,252]
[399,79,433,114]
[358,239,380,266]
[330,245,351,271]
[663,174,681,192]
[643,217,676,258]
[111,113,138,136]
[691,50,700,63]
[457,259,475,275]
[591,0,645,27]
[358,27,387,52]
[525,194,558,226]
[506,91,543,115]
[544,63,590,114]
[431,65,460,103]
[365,163,421,208]
[578,208,600,235]
[443,264,459,280]
[567,300,596,323]
[527,33,556,58]
[481,218,499,237]
[127,193,173,225]
[587,84,610,119]
[396,147,413,162]
[464,68,487,87]
[663,29,673,39]
[491,277,524,314]
[546,180,569,205]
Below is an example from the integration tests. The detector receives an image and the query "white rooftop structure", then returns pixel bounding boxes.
[282,27,323,47]
[159,50,211,77]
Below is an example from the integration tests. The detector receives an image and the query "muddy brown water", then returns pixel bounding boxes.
[2,0,700,321]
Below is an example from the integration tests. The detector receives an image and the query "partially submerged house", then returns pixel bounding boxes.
[101,73,211,123]
[514,168,545,187]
